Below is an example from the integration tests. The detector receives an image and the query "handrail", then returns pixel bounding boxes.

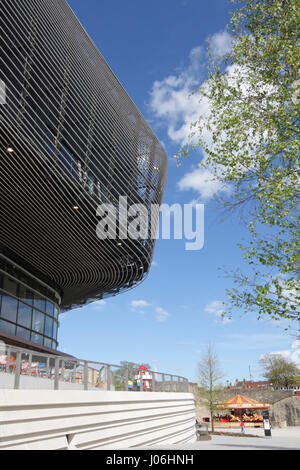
[0,343,190,392]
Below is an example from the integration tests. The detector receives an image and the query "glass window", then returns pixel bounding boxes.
[52,341,57,350]
[60,144,77,176]
[33,293,46,312]
[19,284,34,305]
[45,301,54,317]
[16,326,30,341]
[54,306,59,320]
[2,276,18,296]
[17,302,32,329]
[31,332,43,345]
[0,319,16,336]
[100,184,109,203]
[53,321,58,340]
[44,316,53,338]
[44,337,52,348]
[45,131,56,158]
[87,172,95,196]
[0,295,18,323]
[32,310,45,334]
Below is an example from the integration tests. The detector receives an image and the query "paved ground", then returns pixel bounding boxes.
[140,427,300,450]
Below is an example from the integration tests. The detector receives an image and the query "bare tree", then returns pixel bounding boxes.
[197,344,225,432]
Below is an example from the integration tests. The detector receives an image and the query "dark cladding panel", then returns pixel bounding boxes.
[0,0,167,310]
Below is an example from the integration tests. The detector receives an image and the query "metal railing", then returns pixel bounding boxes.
[0,344,190,392]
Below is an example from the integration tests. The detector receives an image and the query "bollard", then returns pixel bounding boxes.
[162,373,165,392]
[140,370,143,392]
[107,365,111,391]
[14,351,22,389]
[54,358,60,390]
[83,361,89,391]
[152,372,155,392]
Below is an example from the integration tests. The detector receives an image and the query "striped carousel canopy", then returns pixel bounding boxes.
[218,394,270,410]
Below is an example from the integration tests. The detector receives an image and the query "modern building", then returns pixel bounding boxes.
[0,0,167,353]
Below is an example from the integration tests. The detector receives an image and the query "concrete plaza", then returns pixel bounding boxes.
[142,427,300,450]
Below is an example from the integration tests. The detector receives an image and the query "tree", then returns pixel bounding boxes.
[177,0,300,324]
[260,354,300,387]
[197,344,225,432]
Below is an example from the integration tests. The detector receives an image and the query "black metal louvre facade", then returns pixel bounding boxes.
[0,0,168,310]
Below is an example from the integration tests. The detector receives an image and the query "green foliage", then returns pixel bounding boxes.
[178,0,300,324]
[260,354,300,387]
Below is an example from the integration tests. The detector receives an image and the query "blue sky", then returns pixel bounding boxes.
[60,0,299,383]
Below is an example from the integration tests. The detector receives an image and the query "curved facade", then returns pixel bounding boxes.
[0,0,167,350]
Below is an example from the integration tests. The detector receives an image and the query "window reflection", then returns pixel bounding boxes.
[33,294,46,312]
[17,302,32,329]
[87,172,95,196]
[46,301,54,317]
[0,295,18,323]
[32,310,45,334]
[31,332,43,345]
[53,321,58,340]
[54,307,59,320]
[45,316,53,338]
[0,319,16,336]
[44,338,52,348]
[19,284,34,305]
[0,271,59,350]
[16,326,30,341]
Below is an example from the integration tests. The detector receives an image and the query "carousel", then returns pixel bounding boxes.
[216,394,270,425]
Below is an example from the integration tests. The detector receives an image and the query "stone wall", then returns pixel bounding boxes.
[269,396,300,428]
[222,388,294,404]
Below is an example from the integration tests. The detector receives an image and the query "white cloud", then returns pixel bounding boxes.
[93,300,106,310]
[178,166,230,201]
[131,300,151,315]
[131,301,171,322]
[205,300,225,317]
[205,300,233,324]
[131,300,151,308]
[149,31,233,202]
[149,45,206,147]
[149,30,232,149]
[267,340,300,366]
[220,333,292,351]
[155,306,171,323]
[210,30,232,58]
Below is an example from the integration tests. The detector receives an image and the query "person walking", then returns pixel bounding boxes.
[240,421,245,434]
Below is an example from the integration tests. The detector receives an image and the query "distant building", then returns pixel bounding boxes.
[229,378,271,390]
[228,378,300,392]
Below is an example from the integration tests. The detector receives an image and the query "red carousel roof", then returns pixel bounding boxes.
[218,394,270,409]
